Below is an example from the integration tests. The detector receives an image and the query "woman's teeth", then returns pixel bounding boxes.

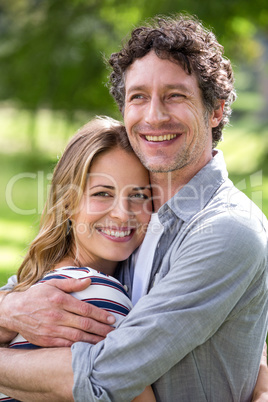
[100,229,131,238]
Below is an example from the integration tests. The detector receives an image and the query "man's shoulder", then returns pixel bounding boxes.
[207,177,267,232]
[181,179,268,259]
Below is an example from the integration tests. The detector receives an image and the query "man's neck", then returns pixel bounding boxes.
[150,171,188,211]
[150,153,213,211]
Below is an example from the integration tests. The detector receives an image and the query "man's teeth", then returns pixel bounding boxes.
[145,134,177,142]
[100,229,131,238]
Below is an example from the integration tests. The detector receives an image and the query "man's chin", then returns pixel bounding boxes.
[145,161,183,174]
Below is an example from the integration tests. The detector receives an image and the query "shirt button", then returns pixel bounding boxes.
[123,285,128,292]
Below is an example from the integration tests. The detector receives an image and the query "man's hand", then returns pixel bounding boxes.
[0,278,115,347]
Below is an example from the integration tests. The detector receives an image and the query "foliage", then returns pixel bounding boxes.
[0,0,118,113]
[0,0,267,117]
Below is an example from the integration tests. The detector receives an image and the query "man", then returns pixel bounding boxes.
[0,14,267,401]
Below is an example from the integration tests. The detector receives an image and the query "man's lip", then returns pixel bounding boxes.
[140,131,181,135]
[141,133,183,142]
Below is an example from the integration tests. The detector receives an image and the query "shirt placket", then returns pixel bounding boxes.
[147,209,184,293]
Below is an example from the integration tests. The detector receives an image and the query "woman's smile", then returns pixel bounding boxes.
[71,146,152,274]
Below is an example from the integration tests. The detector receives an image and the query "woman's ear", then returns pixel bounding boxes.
[64,204,71,217]
[66,218,72,236]
[210,100,225,128]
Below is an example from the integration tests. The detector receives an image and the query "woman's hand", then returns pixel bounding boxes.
[252,343,268,402]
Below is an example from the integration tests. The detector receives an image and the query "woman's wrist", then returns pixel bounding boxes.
[252,344,268,402]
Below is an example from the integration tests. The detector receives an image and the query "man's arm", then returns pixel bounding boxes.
[0,292,18,344]
[0,276,19,343]
[0,278,115,346]
[0,348,156,402]
[0,347,73,401]
[70,212,268,401]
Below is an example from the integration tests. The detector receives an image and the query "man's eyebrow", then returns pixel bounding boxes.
[165,84,191,93]
[126,85,147,93]
[126,83,191,94]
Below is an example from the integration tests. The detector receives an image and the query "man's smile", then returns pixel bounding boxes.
[144,134,178,142]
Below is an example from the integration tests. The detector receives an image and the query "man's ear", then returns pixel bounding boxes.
[210,100,225,127]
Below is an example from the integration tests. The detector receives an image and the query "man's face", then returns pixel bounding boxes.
[123,51,221,175]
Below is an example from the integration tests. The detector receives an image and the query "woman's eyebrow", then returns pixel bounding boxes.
[89,185,115,190]
[89,185,151,191]
[132,186,152,191]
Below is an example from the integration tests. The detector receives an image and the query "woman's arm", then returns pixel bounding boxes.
[132,386,156,402]
[252,343,268,402]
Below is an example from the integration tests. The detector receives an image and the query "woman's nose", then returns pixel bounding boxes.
[109,197,133,223]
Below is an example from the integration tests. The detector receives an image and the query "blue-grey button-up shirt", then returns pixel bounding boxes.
[72,150,268,402]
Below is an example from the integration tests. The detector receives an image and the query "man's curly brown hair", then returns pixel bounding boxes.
[108,14,237,148]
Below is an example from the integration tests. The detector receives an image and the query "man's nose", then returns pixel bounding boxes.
[145,96,170,126]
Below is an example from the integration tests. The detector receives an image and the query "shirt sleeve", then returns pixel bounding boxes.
[71,210,268,401]
[0,275,18,292]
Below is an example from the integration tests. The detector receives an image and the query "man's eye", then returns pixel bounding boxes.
[170,93,185,99]
[129,94,144,101]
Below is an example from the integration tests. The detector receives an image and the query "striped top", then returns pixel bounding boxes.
[0,267,132,402]
[9,266,133,350]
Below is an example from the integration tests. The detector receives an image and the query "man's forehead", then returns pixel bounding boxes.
[124,53,197,93]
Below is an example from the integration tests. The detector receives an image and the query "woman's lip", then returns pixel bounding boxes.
[96,227,135,242]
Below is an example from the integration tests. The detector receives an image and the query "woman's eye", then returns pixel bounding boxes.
[92,192,110,197]
[130,193,149,200]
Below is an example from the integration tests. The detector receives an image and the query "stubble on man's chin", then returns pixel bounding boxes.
[135,149,190,174]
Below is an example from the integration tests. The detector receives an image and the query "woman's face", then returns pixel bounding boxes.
[71,147,152,274]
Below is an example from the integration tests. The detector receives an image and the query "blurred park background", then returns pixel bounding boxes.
[0,0,268,286]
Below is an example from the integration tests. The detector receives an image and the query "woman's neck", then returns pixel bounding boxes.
[54,257,117,276]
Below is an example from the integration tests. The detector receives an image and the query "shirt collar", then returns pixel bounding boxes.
[158,150,228,223]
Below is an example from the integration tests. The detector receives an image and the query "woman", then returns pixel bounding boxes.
[0,116,155,402]
[0,116,267,402]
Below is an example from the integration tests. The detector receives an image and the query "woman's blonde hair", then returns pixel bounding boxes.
[14,116,133,292]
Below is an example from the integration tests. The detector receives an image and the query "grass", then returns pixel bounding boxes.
[0,105,268,286]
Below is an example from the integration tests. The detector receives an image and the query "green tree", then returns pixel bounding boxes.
[0,0,267,137]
